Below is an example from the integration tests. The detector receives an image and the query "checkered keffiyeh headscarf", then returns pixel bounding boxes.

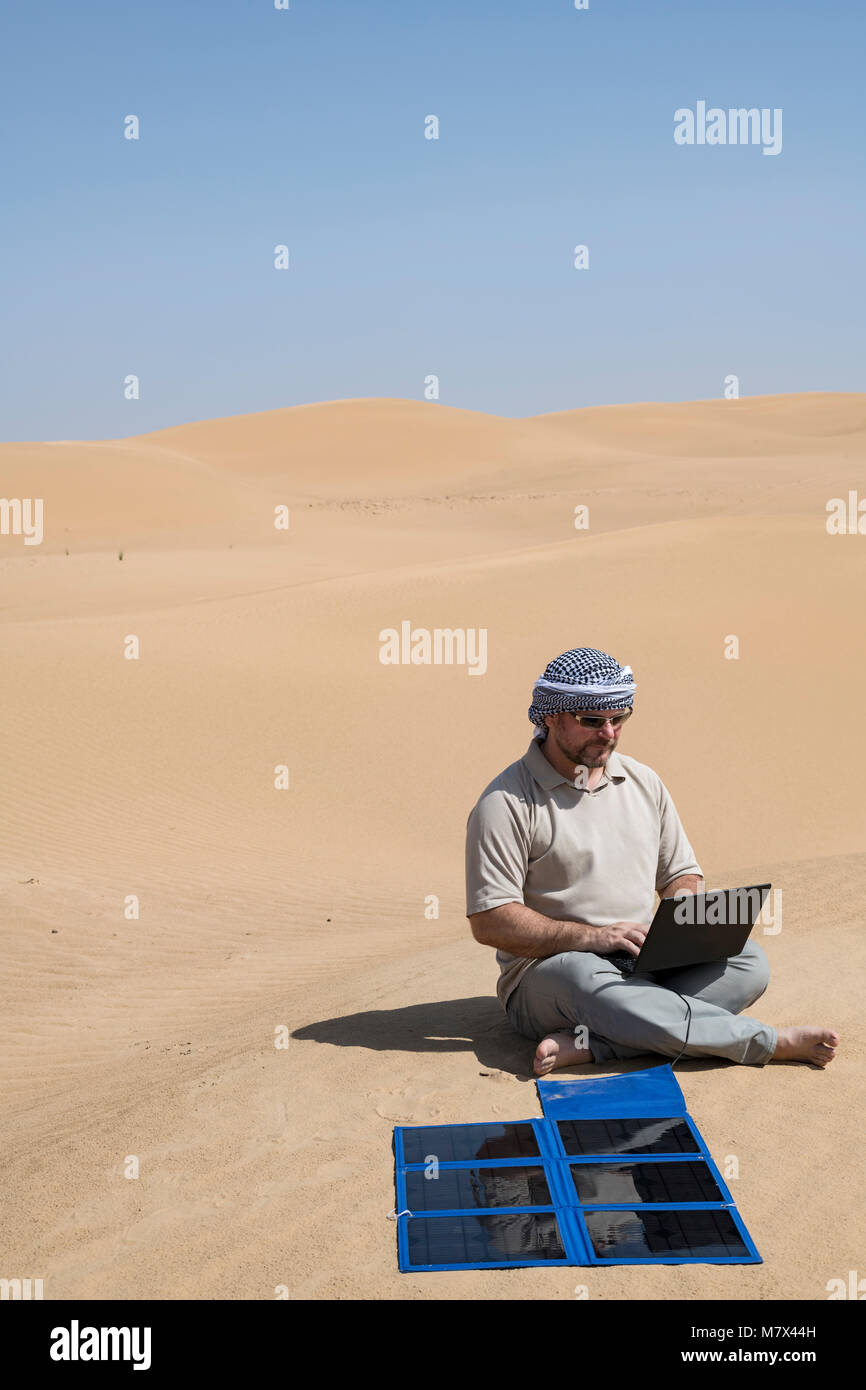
[528,647,636,740]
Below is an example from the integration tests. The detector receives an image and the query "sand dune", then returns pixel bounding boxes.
[1,393,863,1298]
[4,391,864,557]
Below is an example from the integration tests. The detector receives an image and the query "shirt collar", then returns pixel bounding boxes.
[524,738,626,791]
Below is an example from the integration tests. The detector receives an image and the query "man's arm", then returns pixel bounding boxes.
[659,873,703,898]
[472,874,705,958]
[469,901,650,959]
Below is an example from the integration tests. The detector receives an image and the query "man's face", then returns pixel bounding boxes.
[546,709,629,768]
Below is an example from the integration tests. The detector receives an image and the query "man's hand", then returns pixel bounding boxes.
[591,921,650,956]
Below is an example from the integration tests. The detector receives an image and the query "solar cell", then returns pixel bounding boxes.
[556,1116,700,1156]
[583,1208,750,1260]
[407,1213,567,1265]
[400,1121,540,1165]
[405,1164,552,1212]
[569,1160,723,1205]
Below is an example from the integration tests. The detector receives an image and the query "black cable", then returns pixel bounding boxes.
[616,956,693,1069]
[667,987,692,1069]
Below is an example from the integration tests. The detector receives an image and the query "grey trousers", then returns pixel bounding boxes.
[505,940,777,1066]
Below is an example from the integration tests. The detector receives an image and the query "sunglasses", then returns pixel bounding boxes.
[566,709,633,729]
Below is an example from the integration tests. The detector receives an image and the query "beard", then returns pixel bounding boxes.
[553,725,615,768]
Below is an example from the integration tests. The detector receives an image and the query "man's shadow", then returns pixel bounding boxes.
[293,998,723,1078]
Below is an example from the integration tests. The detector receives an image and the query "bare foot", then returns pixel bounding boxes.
[534,1031,594,1076]
[772,1026,840,1068]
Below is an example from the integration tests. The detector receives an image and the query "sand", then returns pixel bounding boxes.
[1,391,863,1299]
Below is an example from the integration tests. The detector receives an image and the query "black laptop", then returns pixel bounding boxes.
[608,884,772,976]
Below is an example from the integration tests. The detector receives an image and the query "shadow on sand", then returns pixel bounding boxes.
[293,996,728,1082]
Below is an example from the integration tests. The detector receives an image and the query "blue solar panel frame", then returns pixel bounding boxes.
[393,1066,762,1271]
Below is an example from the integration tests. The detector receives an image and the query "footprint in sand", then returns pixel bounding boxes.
[369,1085,444,1122]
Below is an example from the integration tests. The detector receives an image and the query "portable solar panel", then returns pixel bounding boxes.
[392,1064,761,1272]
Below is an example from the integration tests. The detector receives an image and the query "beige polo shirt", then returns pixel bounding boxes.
[465,738,703,1008]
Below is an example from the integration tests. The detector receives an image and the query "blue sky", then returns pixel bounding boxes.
[1,0,863,440]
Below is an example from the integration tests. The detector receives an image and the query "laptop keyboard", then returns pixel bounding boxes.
[606,950,637,975]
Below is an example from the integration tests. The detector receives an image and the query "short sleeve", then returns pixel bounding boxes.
[655,780,702,891]
[465,790,530,916]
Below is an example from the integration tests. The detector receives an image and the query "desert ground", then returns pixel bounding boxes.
[1,391,863,1298]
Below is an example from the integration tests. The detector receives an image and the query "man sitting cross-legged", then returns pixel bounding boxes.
[465,646,839,1074]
